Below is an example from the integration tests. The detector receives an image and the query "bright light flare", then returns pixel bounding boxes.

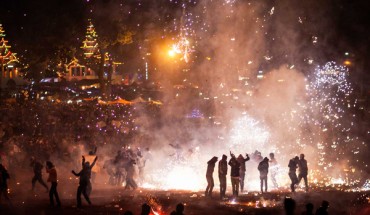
[168,49,176,57]
[164,166,203,190]
[167,37,192,62]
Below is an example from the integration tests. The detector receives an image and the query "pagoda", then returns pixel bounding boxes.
[81,20,99,59]
[0,23,23,88]
[65,20,123,85]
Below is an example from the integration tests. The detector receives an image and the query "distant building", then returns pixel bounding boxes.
[65,58,96,81]
[0,24,27,88]
[63,20,123,85]
[64,57,123,84]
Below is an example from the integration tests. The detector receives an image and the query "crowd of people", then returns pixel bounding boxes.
[205,151,309,198]
[0,100,352,215]
[24,145,151,208]
[284,198,330,215]
[0,100,158,183]
[0,100,157,210]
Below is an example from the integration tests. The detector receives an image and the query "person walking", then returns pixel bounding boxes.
[288,156,299,192]
[298,154,309,192]
[46,161,61,207]
[218,154,227,199]
[228,152,240,197]
[30,157,49,192]
[205,156,218,197]
[237,153,250,193]
[258,157,269,193]
[125,159,138,190]
[269,153,279,189]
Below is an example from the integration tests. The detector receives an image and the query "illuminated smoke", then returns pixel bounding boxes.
[229,115,270,151]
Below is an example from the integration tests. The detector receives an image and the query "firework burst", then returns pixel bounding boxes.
[229,115,270,152]
[297,61,361,184]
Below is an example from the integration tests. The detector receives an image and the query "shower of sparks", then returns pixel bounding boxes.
[143,149,205,191]
[168,36,192,63]
[294,61,364,186]
[168,2,196,63]
[229,115,270,151]
[80,1,367,192]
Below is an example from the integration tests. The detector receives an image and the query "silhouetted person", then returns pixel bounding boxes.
[125,159,138,190]
[0,164,11,204]
[141,203,151,215]
[315,201,329,215]
[72,156,98,208]
[123,211,133,215]
[288,156,299,192]
[85,147,99,184]
[228,152,240,197]
[237,153,250,193]
[171,203,185,215]
[251,150,263,163]
[258,157,269,193]
[302,203,314,215]
[103,159,116,185]
[269,153,279,188]
[284,197,296,215]
[46,161,61,207]
[30,157,48,192]
[218,154,228,199]
[114,150,124,186]
[205,156,218,197]
[298,154,308,192]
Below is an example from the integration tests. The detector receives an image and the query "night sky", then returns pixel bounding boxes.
[0,0,369,86]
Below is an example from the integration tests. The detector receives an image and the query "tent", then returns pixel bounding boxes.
[131,97,147,103]
[107,97,133,105]
[149,100,163,105]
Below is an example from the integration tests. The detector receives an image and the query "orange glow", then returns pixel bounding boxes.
[168,49,176,57]
[344,60,351,66]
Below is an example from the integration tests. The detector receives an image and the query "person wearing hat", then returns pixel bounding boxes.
[205,156,218,197]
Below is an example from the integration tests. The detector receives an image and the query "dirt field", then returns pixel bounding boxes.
[1,182,369,215]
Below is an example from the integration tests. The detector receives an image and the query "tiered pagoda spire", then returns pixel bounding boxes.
[81,20,99,59]
[0,23,18,65]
